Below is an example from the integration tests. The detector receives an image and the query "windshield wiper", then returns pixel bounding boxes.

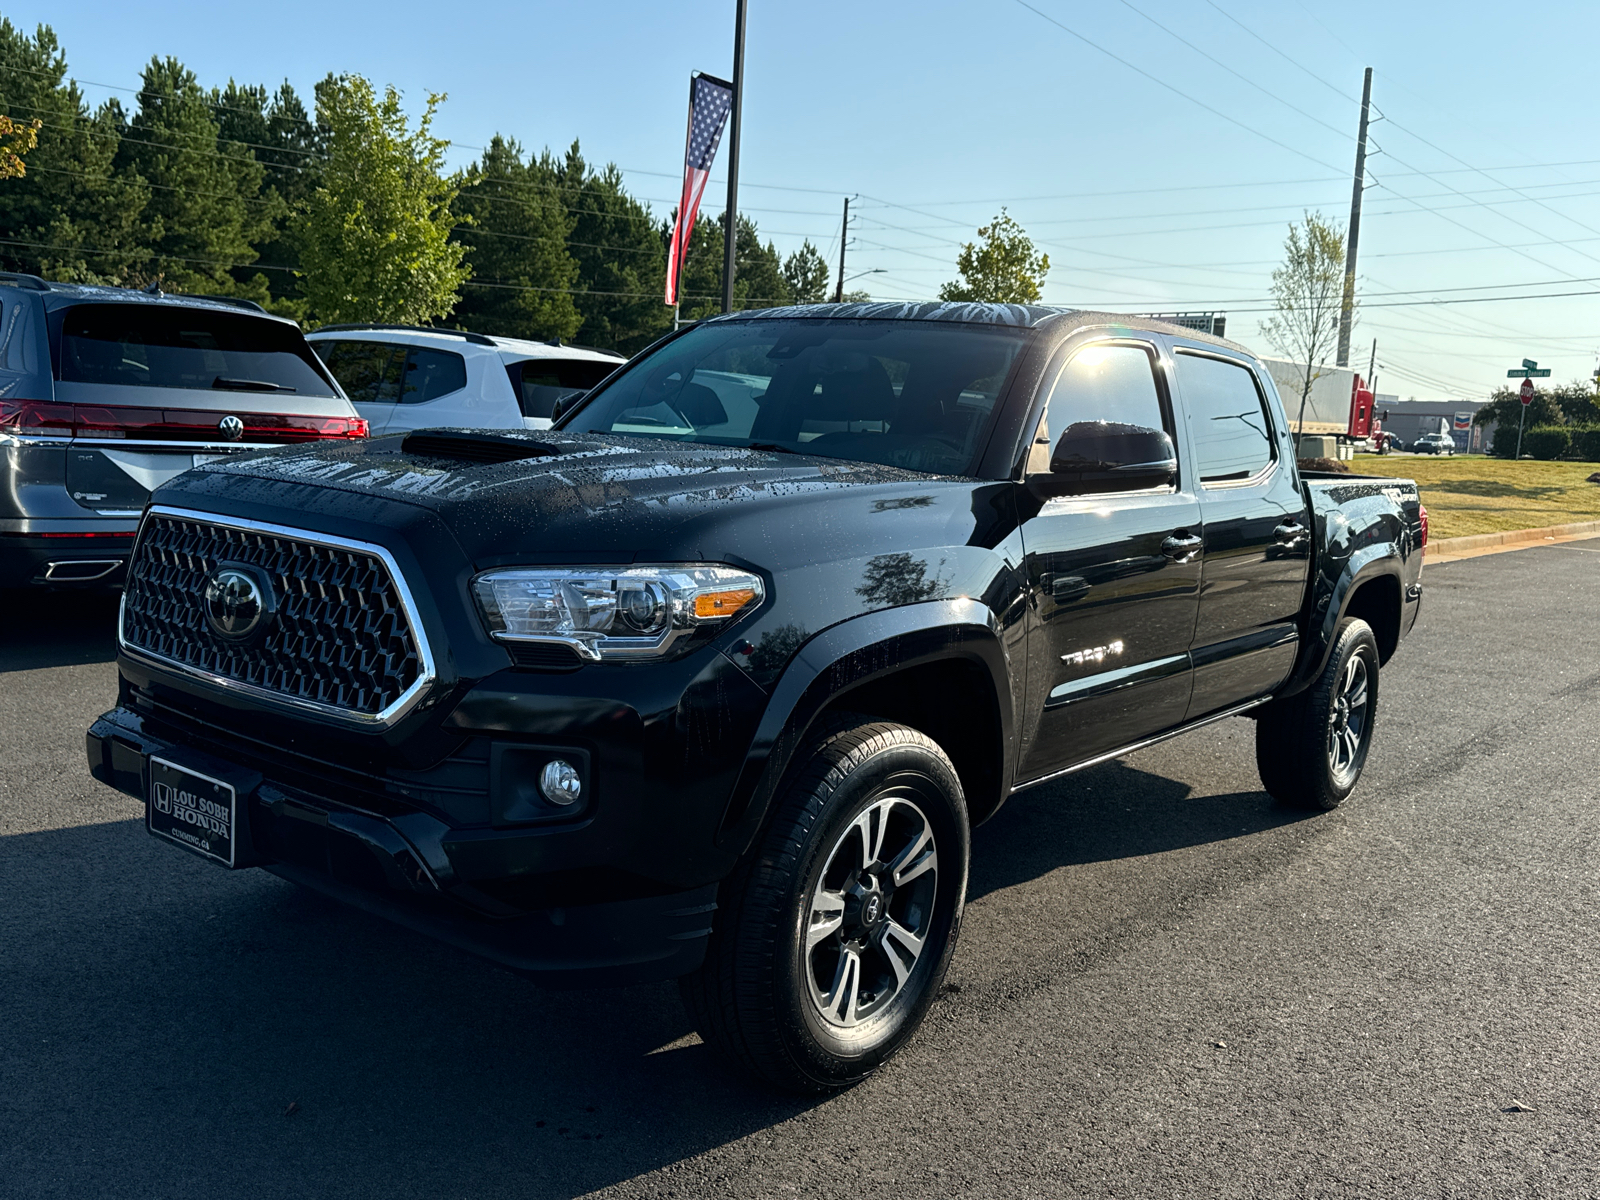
[213,376,296,393]
[745,441,799,455]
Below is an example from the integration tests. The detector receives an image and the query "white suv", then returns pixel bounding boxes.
[307,325,626,435]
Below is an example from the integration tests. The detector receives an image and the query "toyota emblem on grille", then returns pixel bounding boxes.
[218,414,245,440]
[203,564,275,643]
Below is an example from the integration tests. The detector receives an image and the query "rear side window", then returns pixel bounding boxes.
[399,347,466,404]
[57,304,337,396]
[315,340,403,403]
[509,357,620,419]
[313,341,466,405]
[1175,351,1275,484]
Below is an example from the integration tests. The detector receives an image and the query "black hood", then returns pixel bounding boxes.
[170,429,984,567]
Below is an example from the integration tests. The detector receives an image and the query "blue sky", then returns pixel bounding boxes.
[12,0,1600,400]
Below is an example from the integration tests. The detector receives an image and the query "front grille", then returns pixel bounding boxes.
[121,511,425,719]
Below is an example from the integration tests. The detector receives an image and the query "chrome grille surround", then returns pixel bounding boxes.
[118,505,436,727]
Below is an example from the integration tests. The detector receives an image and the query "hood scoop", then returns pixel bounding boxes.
[400,430,564,464]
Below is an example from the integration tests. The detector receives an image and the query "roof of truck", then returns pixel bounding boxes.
[706,301,1252,354]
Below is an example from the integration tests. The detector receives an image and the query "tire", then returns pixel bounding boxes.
[1255,617,1380,811]
[681,718,970,1092]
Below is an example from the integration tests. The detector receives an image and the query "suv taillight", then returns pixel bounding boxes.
[1418,505,1429,549]
[0,400,367,441]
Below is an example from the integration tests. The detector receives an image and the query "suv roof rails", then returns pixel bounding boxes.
[311,322,498,347]
[0,271,51,291]
[178,293,268,313]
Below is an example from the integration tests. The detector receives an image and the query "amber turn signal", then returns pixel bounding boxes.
[694,588,758,619]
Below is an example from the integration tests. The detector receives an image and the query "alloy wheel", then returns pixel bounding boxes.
[1328,653,1370,786]
[804,795,939,1029]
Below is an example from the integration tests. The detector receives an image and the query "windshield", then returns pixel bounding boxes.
[562,319,1027,475]
[57,303,338,397]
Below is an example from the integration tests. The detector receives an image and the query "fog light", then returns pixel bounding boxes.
[539,759,583,806]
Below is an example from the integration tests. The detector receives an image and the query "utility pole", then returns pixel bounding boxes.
[1336,67,1373,367]
[833,197,850,303]
[721,0,747,314]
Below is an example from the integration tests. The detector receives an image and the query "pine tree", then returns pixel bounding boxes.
[117,57,277,297]
[0,20,149,282]
[451,136,581,341]
[551,142,672,353]
[677,210,791,321]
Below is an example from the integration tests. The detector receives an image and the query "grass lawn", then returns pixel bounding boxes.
[1351,454,1600,540]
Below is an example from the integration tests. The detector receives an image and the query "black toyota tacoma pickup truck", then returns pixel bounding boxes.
[87,303,1424,1091]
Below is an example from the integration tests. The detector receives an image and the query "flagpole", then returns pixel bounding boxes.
[721,0,747,314]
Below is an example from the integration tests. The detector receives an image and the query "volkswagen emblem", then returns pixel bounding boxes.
[203,564,275,643]
[218,414,245,441]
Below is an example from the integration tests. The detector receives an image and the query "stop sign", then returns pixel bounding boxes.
[1520,377,1535,405]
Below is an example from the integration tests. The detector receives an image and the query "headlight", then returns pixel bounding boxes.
[472,564,764,661]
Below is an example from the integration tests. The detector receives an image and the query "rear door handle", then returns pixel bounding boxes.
[1274,521,1307,545]
[1160,532,1203,563]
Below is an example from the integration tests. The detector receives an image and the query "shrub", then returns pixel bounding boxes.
[1297,457,1349,473]
[1490,423,1523,458]
[1572,426,1600,462]
[1521,425,1571,461]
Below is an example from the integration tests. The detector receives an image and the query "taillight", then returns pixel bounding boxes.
[0,400,77,434]
[0,401,366,441]
[1418,504,1429,549]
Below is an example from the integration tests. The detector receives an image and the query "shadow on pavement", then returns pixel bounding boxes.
[3,763,1308,1197]
[0,586,120,672]
[969,757,1314,901]
[1,817,820,1200]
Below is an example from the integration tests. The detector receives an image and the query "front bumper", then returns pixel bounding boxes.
[87,709,718,987]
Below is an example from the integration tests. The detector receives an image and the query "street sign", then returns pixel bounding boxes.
[1506,368,1552,377]
[1520,377,1535,405]
[1522,358,1538,370]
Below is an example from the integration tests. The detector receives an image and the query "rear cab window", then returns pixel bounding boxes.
[52,304,337,398]
[1174,350,1277,485]
[508,357,620,419]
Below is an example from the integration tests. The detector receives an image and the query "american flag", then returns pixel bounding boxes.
[665,73,734,307]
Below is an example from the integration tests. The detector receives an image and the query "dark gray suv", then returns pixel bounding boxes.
[0,274,367,587]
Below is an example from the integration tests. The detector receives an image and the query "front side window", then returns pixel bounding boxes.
[564,319,1026,476]
[1029,342,1170,474]
[59,304,337,396]
[1175,351,1275,484]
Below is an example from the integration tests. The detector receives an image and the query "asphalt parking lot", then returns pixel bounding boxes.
[4,542,1598,1199]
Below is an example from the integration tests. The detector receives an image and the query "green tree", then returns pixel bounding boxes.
[1475,380,1597,457]
[1260,212,1348,441]
[296,76,468,325]
[0,113,40,179]
[938,209,1049,304]
[451,135,581,341]
[116,57,278,297]
[210,79,320,314]
[782,239,830,305]
[549,142,670,352]
[0,20,149,282]
[677,210,791,321]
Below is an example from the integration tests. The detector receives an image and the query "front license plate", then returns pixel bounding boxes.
[148,757,237,867]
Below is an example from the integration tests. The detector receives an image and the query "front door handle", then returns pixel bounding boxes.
[1160,532,1203,563]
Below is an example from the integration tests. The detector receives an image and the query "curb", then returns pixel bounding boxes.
[1429,519,1600,563]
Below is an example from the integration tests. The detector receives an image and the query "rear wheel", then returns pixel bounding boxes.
[1255,617,1379,811]
[681,719,969,1092]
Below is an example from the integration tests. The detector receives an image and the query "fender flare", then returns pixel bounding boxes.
[1278,544,1403,698]
[715,597,1017,852]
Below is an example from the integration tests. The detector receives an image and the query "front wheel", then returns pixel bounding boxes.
[681,719,969,1092]
[1255,617,1380,811]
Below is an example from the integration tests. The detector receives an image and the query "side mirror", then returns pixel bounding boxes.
[1030,421,1177,497]
[549,390,586,423]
